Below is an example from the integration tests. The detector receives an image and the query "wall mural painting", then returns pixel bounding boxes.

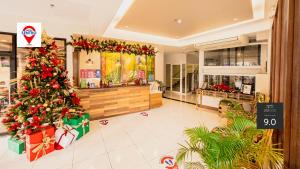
[136,55,147,80]
[121,53,136,83]
[147,55,155,82]
[71,35,156,86]
[101,52,121,84]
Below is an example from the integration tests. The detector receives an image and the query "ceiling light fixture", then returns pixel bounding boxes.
[174,19,182,24]
[50,4,55,8]
[233,18,239,21]
[124,26,129,28]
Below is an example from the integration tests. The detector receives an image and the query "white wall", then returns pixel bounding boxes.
[187,52,199,64]
[164,53,187,64]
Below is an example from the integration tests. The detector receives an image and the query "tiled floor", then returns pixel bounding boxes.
[0,99,224,169]
[163,91,198,104]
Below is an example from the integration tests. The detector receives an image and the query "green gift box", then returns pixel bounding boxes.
[8,137,25,154]
[63,113,90,140]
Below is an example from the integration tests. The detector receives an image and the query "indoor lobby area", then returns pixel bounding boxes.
[0,0,300,169]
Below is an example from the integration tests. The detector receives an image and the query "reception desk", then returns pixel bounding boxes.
[78,86,150,120]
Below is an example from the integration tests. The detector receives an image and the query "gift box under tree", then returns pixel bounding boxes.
[26,126,55,162]
[8,137,25,154]
[55,124,79,149]
[63,113,90,140]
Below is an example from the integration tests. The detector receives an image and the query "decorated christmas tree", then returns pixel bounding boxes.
[2,32,83,139]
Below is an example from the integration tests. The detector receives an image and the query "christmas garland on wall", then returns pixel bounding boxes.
[69,35,157,56]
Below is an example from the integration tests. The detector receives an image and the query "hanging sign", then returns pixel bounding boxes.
[17,23,41,47]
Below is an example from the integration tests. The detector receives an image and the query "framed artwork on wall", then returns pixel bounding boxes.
[243,84,252,94]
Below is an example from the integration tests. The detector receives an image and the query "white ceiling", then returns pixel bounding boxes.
[0,0,277,47]
[0,0,123,38]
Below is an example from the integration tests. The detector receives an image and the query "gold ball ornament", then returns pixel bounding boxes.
[17,115,25,123]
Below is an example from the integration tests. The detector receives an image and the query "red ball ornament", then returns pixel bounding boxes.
[52,83,60,89]
[23,85,29,90]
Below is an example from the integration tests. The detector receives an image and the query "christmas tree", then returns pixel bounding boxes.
[2,32,83,139]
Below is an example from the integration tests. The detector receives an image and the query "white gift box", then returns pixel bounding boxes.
[55,125,79,148]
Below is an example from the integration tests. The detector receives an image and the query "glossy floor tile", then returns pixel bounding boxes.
[163,91,198,104]
[0,99,223,169]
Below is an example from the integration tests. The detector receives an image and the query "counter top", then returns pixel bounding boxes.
[77,85,150,91]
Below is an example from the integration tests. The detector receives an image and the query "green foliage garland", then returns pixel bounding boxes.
[69,35,157,56]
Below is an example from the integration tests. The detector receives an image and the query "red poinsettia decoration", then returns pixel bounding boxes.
[71,93,80,105]
[61,107,69,116]
[70,35,157,56]
[51,41,58,50]
[39,47,48,55]
[51,57,61,66]
[29,106,39,114]
[29,88,40,97]
[28,57,37,67]
[41,65,53,79]
[211,83,235,93]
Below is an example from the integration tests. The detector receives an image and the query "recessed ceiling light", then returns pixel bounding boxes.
[124,26,129,28]
[50,4,55,8]
[233,18,239,21]
[174,19,182,24]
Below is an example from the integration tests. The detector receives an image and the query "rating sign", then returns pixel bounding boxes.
[257,103,283,130]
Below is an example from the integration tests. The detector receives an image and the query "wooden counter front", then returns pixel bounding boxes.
[78,86,150,119]
[150,92,162,108]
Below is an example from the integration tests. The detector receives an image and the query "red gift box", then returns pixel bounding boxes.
[25,126,55,162]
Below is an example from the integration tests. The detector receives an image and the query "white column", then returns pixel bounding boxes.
[66,36,74,84]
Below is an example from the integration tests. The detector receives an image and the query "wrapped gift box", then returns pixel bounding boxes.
[55,125,79,148]
[63,113,90,140]
[8,137,25,154]
[26,126,55,162]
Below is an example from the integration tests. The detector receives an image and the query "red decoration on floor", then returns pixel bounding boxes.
[140,112,149,117]
[160,156,179,169]
[99,120,108,125]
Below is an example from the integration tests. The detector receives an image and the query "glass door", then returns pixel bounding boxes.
[171,65,180,92]
[0,33,13,111]
[165,64,171,91]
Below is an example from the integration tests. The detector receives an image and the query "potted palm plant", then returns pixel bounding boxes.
[176,101,283,169]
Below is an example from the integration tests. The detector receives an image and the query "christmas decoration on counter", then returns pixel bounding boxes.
[209,83,236,93]
[55,124,79,149]
[26,126,55,162]
[1,32,85,140]
[8,137,25,154]
[63,113,90,140]
[69,35,157,56]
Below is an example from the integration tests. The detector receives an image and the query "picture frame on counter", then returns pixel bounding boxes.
[242,84,252,95]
